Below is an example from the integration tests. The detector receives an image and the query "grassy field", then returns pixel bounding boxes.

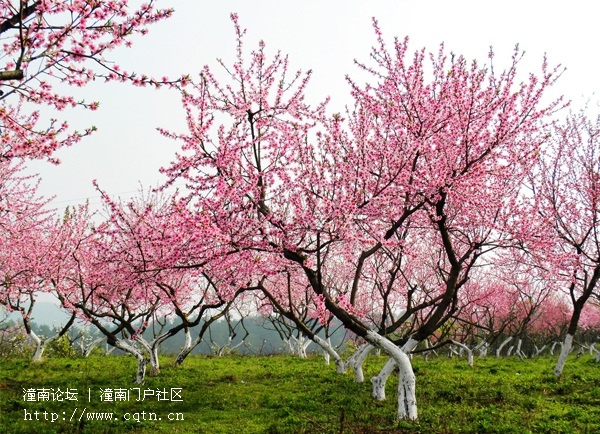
[0,352,599,433]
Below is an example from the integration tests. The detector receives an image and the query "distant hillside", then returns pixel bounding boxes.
[1,301,71,327]
[1,303,350,356]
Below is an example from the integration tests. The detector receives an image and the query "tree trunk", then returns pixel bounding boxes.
[82,337,105,357]
[496,336,512,357]
[149,346,160,376]
[112,340,147,384]
[451,340,474,367]
[554,334,573,378]
[284,338,295,356]
[351,344,374,383]
[31,342,46,363]
[367,332,417,420]
[174,344,194,367]
[514,339,525,360]
[313,336,345,373]
[173,328,200,367]
[371,358,395,401]
[533,344,547,357]
[370,338,419,402]
[295,334,311,358]
[29,331,45,363]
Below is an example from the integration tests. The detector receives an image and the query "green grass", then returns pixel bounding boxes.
[1,353,599,433]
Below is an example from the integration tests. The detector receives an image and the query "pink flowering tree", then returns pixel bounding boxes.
[0,1,177,361]
[47,188,256,380]
[0,161,79,361]
[46,195,182,383]
[160,15,561,419]
[44,203,162,383]
[532,110,600,376]
[0,0,176,162]
[453,255,559,359]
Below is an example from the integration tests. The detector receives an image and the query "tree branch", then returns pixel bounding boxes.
[0,1,40,35]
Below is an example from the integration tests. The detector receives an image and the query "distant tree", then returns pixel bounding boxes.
[532,110,600,376]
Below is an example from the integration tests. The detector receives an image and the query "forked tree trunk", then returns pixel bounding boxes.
[290,334,311,358]
[29,331,45,363]
[29,331,62,363]
[496,336,513,357]
[26,312,77,363]
[533,344,547,357]
[514,339,525,360]
[370,338,419,403]
[367,332,417,420]
[81,337,105,357]
[339,342,367,377]
[112,340,147,384]
[350,344,374,383]
[450,340,474,367]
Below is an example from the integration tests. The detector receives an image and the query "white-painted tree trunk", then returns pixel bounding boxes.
[213,337,245,356]
[550,341,559,356]
[496,336,513,357]
[81,337,104,357]
[284,338,295,356]
[554,334,573,378]
[174,344,193,366]
[350,344,374,383]
[313,336,346,373]
[149,346,160,375]
[447,346,458,358]
[450,340,474,367]
[533,344,546,357]
[366,332,417,420]
[173,328,194,366]
[29,331,61,363]
[343,342,369,379]
[113,340,147,384]
[514,339,525,360]
[371,358,396,401]
[370,338,419,402]
[29,331,45,363]
[174,328,207,367]
[296,335,311,358]
[184,327,192,351]
[286,335,310,358]
[478,342,489,357]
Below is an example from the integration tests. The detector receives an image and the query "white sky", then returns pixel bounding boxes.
[25,0,600,212]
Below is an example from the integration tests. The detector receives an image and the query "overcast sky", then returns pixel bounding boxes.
[25,0,600,212]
